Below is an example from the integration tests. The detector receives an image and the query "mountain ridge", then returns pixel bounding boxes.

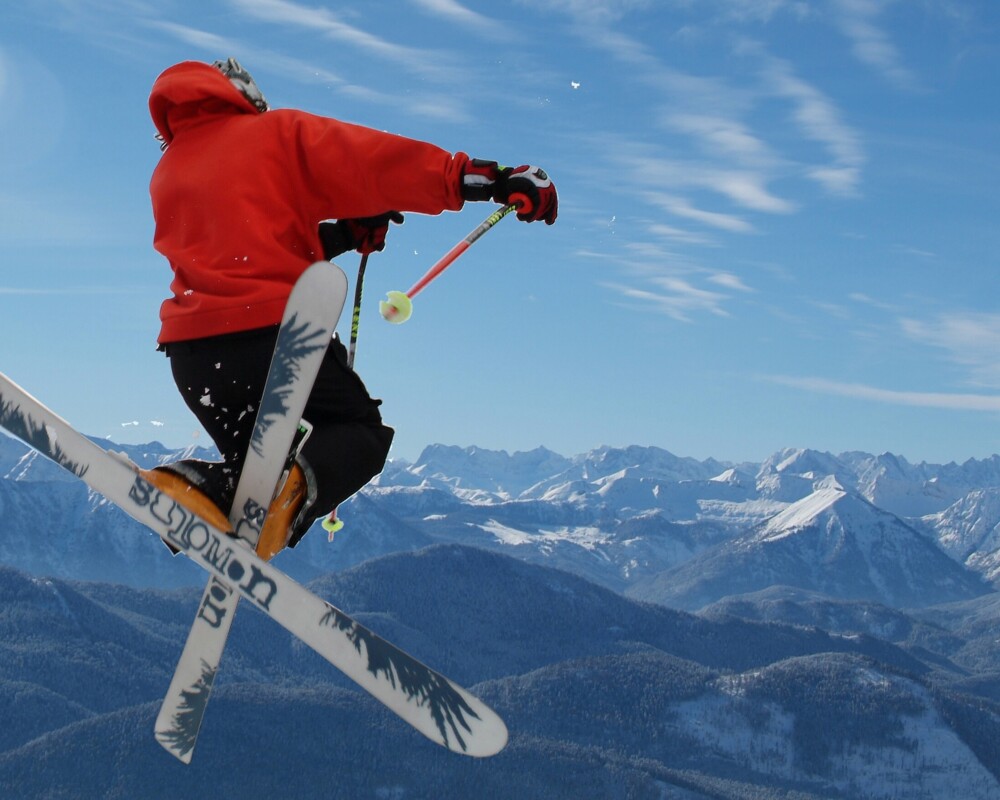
[4,436,1000,603]
[2,547,999,799]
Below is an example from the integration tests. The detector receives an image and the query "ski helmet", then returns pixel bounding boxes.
[212,57,268,113]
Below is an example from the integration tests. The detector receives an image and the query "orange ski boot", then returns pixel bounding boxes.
[255,463,308,561]
[139,467,234,551]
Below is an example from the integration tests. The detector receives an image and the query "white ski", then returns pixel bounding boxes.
[156,261,347,762]
[0,374,508,761]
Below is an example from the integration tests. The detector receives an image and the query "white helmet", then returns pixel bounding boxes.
[213,57,268,113]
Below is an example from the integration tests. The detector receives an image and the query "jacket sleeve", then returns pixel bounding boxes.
[279,110,469,220]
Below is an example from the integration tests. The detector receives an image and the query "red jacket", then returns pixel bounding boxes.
[149,61,468,343]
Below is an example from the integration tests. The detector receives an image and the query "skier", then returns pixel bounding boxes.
[145,58,558,557]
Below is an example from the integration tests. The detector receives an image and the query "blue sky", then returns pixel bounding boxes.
[1,0,998,465]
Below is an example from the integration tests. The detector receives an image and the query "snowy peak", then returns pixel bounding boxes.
[406,444,572,498]
[754,484,958,576]
[761,447,847,480]
[710,467,751,486]
[759,486,848,541]
[579,444,725,483]
[634,484,990,610]
[924,488,1000,582]
[752,447,997,517]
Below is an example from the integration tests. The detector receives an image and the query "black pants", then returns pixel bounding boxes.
[165,326,394,545]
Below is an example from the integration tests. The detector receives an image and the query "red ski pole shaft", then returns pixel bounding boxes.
[379,203,518,324]
[405,203,518,299]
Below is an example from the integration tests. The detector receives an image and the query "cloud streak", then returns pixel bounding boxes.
[643,192,754,233]
[767,375,1000,413]
[831,0,917,89]
[409,0,509,37]
[148,19,470,122]
[757,52,865,196]
[147,20,234,51]
[227,0,458,79]
[605,276,733,322]
[901,313,1000,389]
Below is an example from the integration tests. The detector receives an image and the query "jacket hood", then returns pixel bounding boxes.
[149,61,260,146]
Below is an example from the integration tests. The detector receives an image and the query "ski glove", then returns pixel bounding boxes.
[318,211,405,259]
[461,159,558,225]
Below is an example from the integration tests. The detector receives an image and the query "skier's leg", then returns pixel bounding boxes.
[160,326,280,511]
[163,329,392,552]
[274,335,395,548]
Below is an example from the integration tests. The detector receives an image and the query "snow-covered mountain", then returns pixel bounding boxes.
[4,434,1000,610]
[628,482,990,610]
[5,433,1000,798]
[4,549,1000,799]
[920,488,1000,583]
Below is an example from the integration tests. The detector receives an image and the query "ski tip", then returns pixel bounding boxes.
[434,692,509,758]
[464,715,509,758]
[154,729,195,765]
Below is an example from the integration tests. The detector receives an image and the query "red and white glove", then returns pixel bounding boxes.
[318,211,404,259]
[462,159,558,225]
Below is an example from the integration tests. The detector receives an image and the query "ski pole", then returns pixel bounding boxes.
[346,252,369,369]
[378,203,518,324]
[324,251,369,539]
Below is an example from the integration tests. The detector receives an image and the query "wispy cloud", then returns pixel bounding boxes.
[147,20,470,122]
[892,244,936,259]
[849,292,898,313]
[643,192,754,233]
[409,0,509,37]
[663,113,776,168]
[526,0,663,69]
[901,312,1000,389]
[708,272,755,292]
[714,0,915,89]
[227,0,457,79]
[766,375,1000,413]
[646,222,717,246]
[606,276,732,322]
[543,4,856,230]
[616,142,793,217]
[147,20,234,51]
[830,0,917,89]
[757,52,865,196]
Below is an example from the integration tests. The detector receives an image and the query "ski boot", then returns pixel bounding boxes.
[139,463,234,553]
[255,462,309,561]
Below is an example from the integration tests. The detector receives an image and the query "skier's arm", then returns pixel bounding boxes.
[288,112,467,218]
[287,112,558,225]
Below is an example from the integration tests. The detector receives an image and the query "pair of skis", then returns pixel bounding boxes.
[0,261,507,762]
